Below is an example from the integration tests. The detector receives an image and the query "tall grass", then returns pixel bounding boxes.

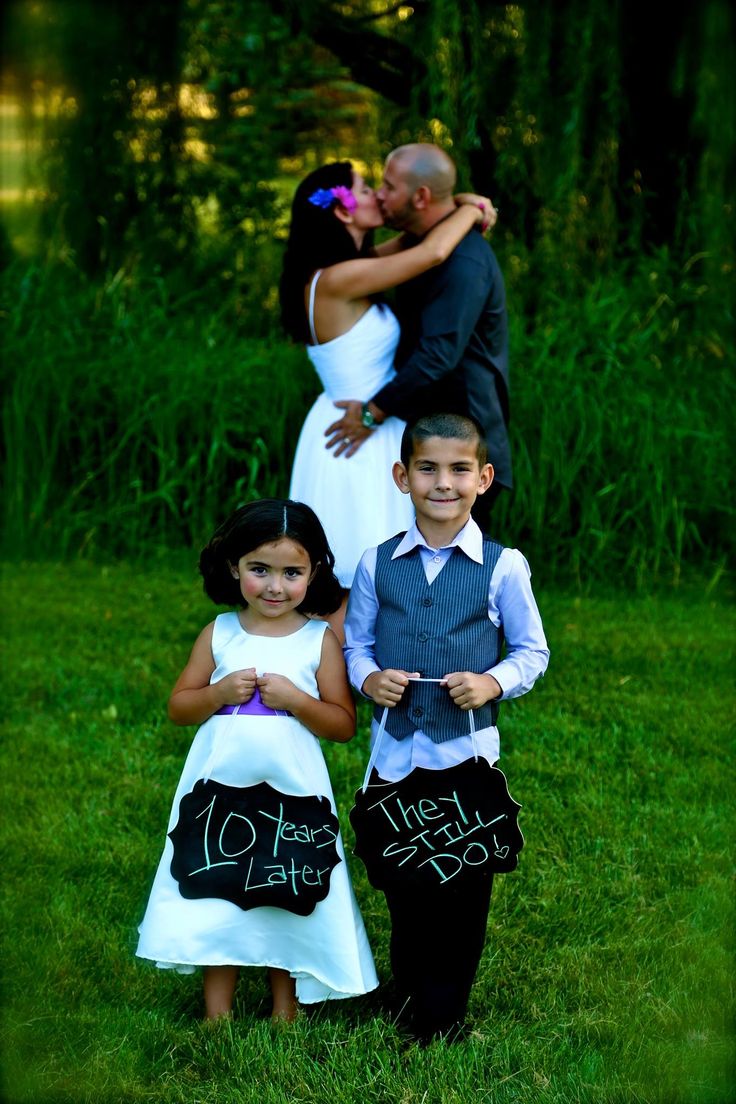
[2,250,733,578]
[2,262,318,557]
[498,253,734,583]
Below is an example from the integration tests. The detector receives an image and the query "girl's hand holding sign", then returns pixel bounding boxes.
[217,667,257,705]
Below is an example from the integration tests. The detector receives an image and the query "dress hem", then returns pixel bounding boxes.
[136,952,378,1002]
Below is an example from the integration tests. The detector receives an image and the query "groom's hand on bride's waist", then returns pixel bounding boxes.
[325,400,381,458]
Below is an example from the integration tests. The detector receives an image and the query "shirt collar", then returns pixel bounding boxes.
[392,517,484,563]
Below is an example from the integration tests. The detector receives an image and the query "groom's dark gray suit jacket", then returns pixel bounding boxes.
[371,228,512,490]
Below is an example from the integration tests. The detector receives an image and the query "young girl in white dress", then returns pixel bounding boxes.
[280,161,493,633]
[136,499,378,1021]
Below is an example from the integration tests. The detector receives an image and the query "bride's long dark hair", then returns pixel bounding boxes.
[279,161,377,344]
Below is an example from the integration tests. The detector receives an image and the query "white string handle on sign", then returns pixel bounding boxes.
[202,705,241,783]
[361,677,478,792]
[468,706,478,762]
[361,707,388,793]
[201,675,303,782]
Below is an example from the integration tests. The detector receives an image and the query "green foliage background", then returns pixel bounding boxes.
[2,0,733,577]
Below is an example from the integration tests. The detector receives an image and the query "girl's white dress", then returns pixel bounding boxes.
[136,613,378,1003]
[289,277,414,588]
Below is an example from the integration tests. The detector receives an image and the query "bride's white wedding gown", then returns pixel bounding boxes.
[289,274,413,587]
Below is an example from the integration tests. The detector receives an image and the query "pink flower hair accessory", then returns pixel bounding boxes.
[308,185,357,212]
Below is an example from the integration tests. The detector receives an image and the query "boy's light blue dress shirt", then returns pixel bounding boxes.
[344,517,549,781]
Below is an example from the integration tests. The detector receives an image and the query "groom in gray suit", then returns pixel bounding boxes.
[325,143,511,527]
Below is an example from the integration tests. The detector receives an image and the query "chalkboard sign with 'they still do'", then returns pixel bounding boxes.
[350,758,523,892]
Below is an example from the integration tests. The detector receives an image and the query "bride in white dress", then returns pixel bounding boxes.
[280,161,490,628]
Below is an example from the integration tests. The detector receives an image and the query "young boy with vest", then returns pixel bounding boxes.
[344,412,549,1043]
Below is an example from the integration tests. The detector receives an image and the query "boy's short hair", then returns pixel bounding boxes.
[400,413,488,467]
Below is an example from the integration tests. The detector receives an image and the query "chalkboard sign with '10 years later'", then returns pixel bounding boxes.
[169,778,342,916]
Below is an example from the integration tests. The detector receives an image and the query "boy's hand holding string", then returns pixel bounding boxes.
[443,671,503,711]
[362,669,420,707]
[363,669,502,711]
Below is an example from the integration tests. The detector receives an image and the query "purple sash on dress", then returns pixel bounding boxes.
[214,686,292,718]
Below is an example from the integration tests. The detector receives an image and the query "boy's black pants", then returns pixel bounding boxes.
[383,872,494,1040]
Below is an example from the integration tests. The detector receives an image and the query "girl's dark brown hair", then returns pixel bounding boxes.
[199,499,342,613]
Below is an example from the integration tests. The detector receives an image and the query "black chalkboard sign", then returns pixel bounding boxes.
[169,778,341,916]
[350,759,523,892]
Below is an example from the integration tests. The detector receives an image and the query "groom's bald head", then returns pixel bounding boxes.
[386,144,457,201]
[377,143,458,233]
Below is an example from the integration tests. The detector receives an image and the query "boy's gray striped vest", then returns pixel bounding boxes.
[374,534,505,743]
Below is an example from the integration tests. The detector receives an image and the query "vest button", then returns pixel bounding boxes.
[417,631,429,642]
[422,597,432,606]
[413,706,424,717]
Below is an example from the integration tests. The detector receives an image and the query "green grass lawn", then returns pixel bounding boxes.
[1,562,733,1103]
